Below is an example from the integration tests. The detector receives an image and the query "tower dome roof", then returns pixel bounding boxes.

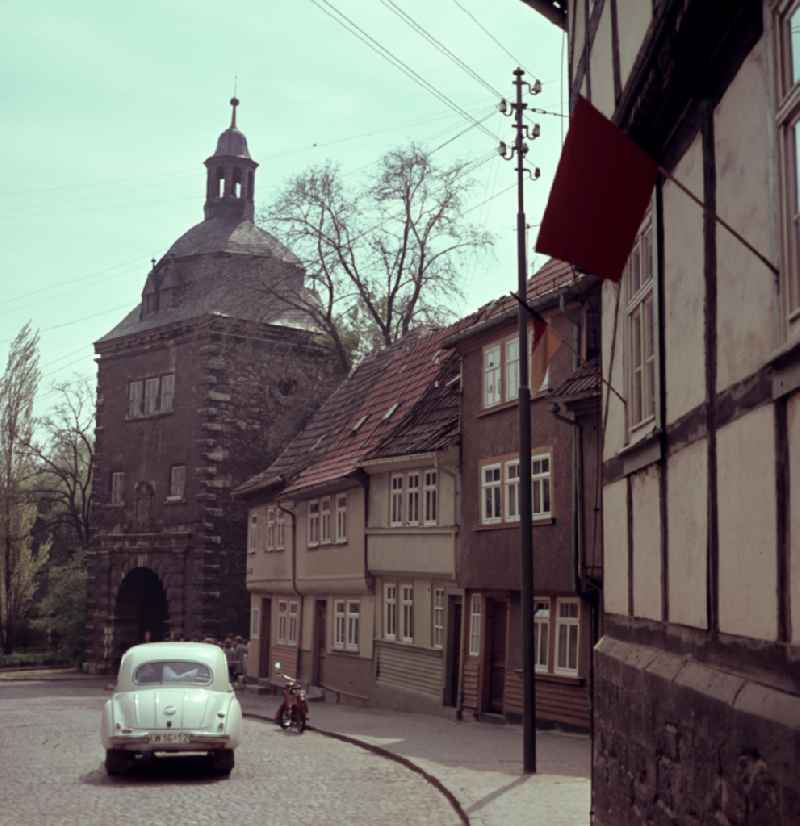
[213,127,251,159]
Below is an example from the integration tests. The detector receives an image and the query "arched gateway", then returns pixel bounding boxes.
[113,567,169,660]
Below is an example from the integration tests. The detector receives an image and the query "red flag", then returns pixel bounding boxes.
[535,96,658,282]
[532,314,547,353]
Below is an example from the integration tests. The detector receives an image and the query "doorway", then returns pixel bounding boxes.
[259,598,271,679]
[486,599,507,714]
[313,599,327,686]
[444,597,462,707]
[114,567,169,661]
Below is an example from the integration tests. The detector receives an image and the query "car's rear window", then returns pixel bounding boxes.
[133,660,213,686]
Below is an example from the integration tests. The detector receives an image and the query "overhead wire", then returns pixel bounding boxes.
[452,0,531,76]
[309,0,501,141]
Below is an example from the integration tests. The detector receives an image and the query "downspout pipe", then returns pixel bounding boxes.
[277,500,303,678]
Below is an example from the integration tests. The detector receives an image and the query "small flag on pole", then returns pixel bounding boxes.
[535,97,658,282]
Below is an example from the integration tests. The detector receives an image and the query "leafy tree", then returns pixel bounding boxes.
[259,144,492,372]
[33,549,86,661]
[0,323,41,654]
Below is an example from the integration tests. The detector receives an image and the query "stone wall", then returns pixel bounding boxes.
[592,637,800,825]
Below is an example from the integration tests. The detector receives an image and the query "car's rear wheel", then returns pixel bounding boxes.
[209,749,235,776]
[105,748,131,776]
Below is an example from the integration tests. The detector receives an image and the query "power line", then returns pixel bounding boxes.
[452,0,531,76]
[380,0,503,98]
[309,0,500,142]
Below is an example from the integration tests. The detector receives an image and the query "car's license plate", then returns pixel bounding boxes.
[148,732,190,744]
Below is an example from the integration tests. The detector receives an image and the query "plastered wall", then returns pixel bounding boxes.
[603,478,628,614]
[717,404,777,641]
[631,465,662,621]
[589,0,615,118]
[789,392,800,644]
[616,1,652,89]
[602,279,626,460]
[714,39,779,391]
[667,440,708,629]
[663,135,706,424]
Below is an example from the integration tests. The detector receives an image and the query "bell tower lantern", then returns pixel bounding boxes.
[203,97,258,222]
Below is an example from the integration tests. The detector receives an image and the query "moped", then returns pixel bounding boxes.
[273,661,309,733]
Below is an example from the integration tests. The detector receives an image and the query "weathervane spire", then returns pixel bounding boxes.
[229,80,239,130]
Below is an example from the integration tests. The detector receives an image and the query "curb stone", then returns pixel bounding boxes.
[244,711,470,826]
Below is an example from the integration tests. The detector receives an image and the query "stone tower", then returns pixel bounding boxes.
[86,99,340,672]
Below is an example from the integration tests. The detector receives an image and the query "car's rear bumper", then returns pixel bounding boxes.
[108,732,232,752]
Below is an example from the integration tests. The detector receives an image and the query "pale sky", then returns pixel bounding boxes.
[1,1,566,412]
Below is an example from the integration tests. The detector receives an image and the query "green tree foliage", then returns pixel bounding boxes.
[33,549,86,661]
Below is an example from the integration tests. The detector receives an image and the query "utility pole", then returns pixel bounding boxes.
[499,68,542,775]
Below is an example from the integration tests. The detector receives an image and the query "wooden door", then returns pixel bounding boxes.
[487,599,507,714]
[259,598,271,679]
[313,599,327,686]
[444,599,462,707]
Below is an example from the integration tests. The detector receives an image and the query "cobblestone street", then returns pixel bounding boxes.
[0,679,460,826]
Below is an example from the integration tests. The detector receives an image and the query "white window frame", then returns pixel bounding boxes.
[625,211,657,432]
[483,344,501,408]
[127,381,143,418]
[276,509,286,550]
[160,372,175,412]
[531,452,552,520]
[480,463,502,524]
[288,600,299,645]
[277,600,289,645]
[346,601,360,652]
[308,500,320,547]
[266,507,276,551]
[144,376,160,416]
[334,600,346,650]
[554,598,580,677]
[505,460,519,522]
[432,588,445,649]
[534,598,550,673]
[250,606,260,639]
[390,474,404,526]
[168,464,186,500]
[468,594,481,656]
[384,583,397,640]
[320,496,332,544]
[247,511,258,554]
[423,469,438,525]
[776,1,800,323]
[111,471,125,506]
[504,337,519,401]
[400,584,414,643]
[335,494,347,543]
[406,472,420,526]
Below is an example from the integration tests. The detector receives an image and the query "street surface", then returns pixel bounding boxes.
[0,678,460,826]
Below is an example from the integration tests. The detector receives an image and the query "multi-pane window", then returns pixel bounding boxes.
[505,460,519,521]
[480,464,502,523]
[390,474,404,526]
[625,214,656,430]
[406,473,420,525]
[111,471,125,506]
[276,510,286,550]
[505,338,519,401]
[127,373,175,418]
[432,588,445,649]
[335,494,347,542]
[334,601,346,650]
[247,512,258,553]
[384,584,397,640]
[531,454,552,519]
[423,470,438,525]
[483,344,501,407]
[555,599,580,676]
[469,594,481,656]
[534,599,550,673]
[266,507,276,550]
[320,497,332,544]
[168,465,186,500]
[400,584,414,643]
[777,3,800,316]
[308,500,320,546]
[288,601,299,645]
[346,601,360,652]
[277,600,289,644]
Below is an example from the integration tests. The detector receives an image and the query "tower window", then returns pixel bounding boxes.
[233,168,242,199]
[217,167,225,198]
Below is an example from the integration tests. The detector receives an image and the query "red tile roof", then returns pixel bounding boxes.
[549,358,601,401]
[236,324,463,498]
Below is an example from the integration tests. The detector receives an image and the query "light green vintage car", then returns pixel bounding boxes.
[100,642,242,777]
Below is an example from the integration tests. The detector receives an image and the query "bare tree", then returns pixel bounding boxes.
[259,144,492,372]
[26,379,94,552]
[0,323,41,653]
